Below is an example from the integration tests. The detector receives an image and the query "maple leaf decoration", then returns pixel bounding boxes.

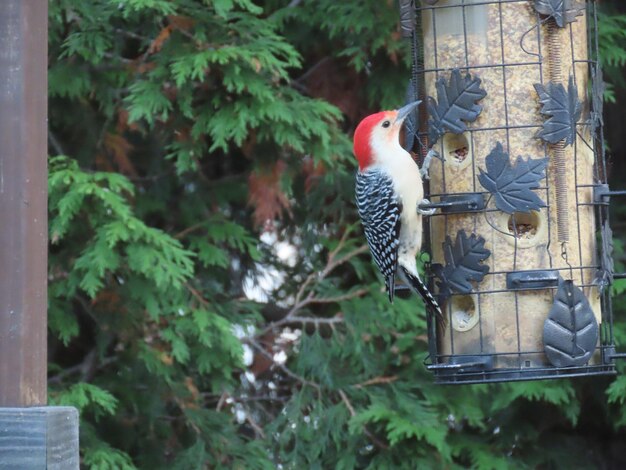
[534,75,582,146]
[427,69,486,146]
[534,0,584,28]
[478,142,548,214]
[432,230,490,298]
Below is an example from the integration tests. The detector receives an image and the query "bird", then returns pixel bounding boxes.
[353,101,443,319]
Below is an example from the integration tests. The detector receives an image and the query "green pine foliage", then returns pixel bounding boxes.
[598,10,626,101]
[48,1,626,468]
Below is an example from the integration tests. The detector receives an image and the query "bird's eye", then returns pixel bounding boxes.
[382,120,391,128]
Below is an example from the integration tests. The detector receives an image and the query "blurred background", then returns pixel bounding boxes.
[47,1,626,468]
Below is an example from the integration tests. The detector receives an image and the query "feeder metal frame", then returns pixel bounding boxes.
[398,0,622,383]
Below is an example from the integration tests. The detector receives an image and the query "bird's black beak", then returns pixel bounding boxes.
[395,100,421,124]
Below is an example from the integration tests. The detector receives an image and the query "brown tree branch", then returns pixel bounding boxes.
[257,287,367,337]
[246,337,320,391]
[186,282,210,307]
[254,227,368,339]
[245,414,266,439]
[175,222,206,239]
[352,375,399,389]
[338,389,389,450]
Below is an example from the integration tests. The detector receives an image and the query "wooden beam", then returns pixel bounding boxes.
[0,0,48,406]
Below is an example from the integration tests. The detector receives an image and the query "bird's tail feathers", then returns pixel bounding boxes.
[385,274,395,303]
[399,265,443,320]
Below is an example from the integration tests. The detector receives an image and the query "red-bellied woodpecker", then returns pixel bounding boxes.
[353,101,443,318]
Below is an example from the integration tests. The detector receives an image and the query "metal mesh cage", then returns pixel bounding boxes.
[399,0,619,383]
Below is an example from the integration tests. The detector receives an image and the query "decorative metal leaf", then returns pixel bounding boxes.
[534,75,582,146]
[591,64,605,138]
[533,0,583,28]
[427,69,487,146]
[403,79,418,152]
[543,278,598,367]
[477,142,548,214]
[432,230,490,297]
[398,0,416,38]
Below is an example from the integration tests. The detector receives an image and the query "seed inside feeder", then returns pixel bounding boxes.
[507,212,540,240]
[450,146,468,162]
[442,133,470,165]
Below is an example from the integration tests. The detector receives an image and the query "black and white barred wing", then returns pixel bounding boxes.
[355,169,402,302]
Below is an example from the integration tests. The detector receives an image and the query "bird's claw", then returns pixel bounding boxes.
[417,198,437,216]
[420,149,443,180]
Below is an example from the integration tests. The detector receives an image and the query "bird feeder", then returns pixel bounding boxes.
[399,0,622,383]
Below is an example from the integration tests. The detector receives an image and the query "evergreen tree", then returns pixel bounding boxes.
[48,1,626,468]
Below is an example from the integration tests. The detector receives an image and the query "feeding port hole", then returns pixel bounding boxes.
[451,295,478,332]
[443,132,471,167]
[508,212,540,240]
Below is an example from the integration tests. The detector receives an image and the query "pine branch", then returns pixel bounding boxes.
[256,313,346,339]
[246,337,320,390]
[338,389,389,450]
[175,222,207,239]
[305,288,368,305]
[291,228,353,307]
[294,57,332,84]
[114,28,150,42]
[48,350,117,385]
[289,229,366,315]
[245,413,266,439]
[352,375,399,389]
[186,282,210,307]
[48,349,96,385]
[257,288,366,335]
[256,232,368,337]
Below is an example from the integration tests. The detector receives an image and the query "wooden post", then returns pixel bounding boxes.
[0,1,79,467]
[0,0,47,408]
